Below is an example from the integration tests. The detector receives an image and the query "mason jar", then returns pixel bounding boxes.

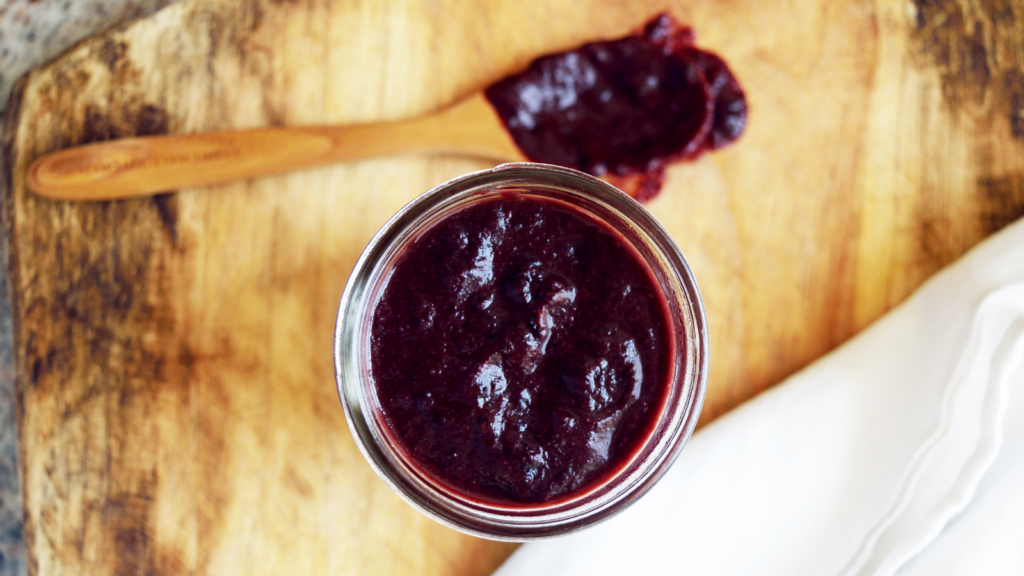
[334,163,708,540]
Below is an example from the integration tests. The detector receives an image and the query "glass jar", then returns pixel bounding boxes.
[334,163,708,540]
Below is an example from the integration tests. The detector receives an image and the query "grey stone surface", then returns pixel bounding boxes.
[0,0,175,113]
[0,197,18,576]
[0,1,179,574]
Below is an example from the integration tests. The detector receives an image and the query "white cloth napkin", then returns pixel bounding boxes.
[495,217,1024,576]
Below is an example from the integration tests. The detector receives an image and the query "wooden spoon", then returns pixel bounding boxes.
[26,93,524,201]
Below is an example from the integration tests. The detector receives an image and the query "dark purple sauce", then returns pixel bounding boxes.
[485,13,747,202]
[370,195,672,504]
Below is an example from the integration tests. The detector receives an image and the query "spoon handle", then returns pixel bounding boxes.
[26,94,521,201]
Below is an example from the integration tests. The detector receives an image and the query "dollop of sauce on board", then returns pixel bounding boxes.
[485,14,747,202]
[370,195,673,503]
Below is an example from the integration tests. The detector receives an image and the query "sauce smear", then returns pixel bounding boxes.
[485,13,747,202]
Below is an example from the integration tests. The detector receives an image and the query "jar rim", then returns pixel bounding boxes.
[334,163,708,540]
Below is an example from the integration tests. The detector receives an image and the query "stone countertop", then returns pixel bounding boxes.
[0,1,177,574]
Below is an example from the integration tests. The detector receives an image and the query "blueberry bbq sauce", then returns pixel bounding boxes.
[484,13,747,202]
[370,194,674,504]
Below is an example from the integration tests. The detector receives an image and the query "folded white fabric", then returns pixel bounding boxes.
[495,217,1024,576]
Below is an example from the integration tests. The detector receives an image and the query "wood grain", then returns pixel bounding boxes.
[2,0,1024,575]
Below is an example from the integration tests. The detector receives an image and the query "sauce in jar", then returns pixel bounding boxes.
[336,164,707,539]
[370,194,673,503]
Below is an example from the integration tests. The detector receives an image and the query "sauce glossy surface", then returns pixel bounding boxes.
[370,195,672,503]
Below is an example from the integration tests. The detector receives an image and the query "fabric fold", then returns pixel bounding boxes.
[841,293,1024,575]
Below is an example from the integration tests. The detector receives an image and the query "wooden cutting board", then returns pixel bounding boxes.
[3,0,1023,574]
